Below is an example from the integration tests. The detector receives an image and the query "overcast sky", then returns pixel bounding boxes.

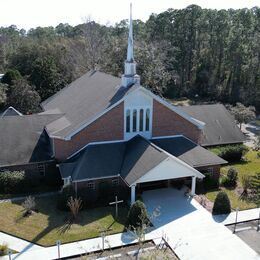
[1,0,259,30]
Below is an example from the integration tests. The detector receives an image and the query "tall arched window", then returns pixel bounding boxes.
[139,109,144,131]
[133,109,137,132]
[145,109,150,131]
[126,109,130,132]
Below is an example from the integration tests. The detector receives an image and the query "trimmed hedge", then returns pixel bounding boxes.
[212,191,231,215]
[0,171,37,193]
[211,144,248,162]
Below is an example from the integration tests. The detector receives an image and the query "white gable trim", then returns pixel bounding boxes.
[134,156,203,185]
[62,85,204,140]
[138,87,205,129]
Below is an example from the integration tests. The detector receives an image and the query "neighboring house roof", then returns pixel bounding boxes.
[179,104,245,146]
[41,70,137,138]
[59,135,224,185]
[0,106,22,117]
[0,114,61,167]
[152,136,227,167]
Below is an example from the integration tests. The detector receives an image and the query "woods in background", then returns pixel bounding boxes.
[0,5,259,113]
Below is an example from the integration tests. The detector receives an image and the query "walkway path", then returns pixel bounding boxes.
[0,231,42,253]
[142,188,259,260]
[214,208,260,225]
[1,230,161,260]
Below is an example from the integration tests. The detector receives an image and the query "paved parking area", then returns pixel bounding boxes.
[228,221,260,255]
[142,188,259,260]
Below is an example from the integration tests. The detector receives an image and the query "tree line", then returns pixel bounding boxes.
[0,5,259,113]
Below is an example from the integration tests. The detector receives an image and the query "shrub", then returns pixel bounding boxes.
[212,191,231,215]
[213,145,248,162]
[67,196,82,222]
[56,185,75,211]
[240,175,251,197]
[0,243,8,256]
[22,196,36,215]
[227,168,238,186]
[0,171,26,193]
[127,200,149,228]
[220,168,238,187]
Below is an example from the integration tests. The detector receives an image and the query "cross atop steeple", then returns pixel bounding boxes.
[121,3,140,88]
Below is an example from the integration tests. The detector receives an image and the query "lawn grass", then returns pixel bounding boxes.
[0,196,128,246]
[221,150,260,180]
[205,188,257,210]
[204,150,259,210]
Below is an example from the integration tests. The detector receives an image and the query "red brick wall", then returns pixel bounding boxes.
[54,103,124,161]
[152,100,202,143]
[196,165,221,180]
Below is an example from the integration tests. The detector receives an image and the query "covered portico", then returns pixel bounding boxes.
[129,156,204,205]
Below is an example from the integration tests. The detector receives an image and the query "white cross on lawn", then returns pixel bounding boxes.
[109,196,124,218]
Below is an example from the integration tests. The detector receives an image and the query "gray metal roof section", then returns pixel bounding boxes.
[152,136,227,167]
[179,104,245,146]
[0,114,61,167]
[41,70,137,138]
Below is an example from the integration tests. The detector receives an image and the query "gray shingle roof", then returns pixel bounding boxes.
[59,135,225,185]
[41,70,138,138]
[120,136,168,185]
[0,114,61,167]
[152,136,227,167]
[179,104,245,146]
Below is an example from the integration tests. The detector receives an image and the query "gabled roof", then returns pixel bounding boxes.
[41,71,138,138]
[41,70,203,139]
[59,135,225,185]
[152,136,227,167]
[179,104,245,146]
[0,106,22,117]
[0,114,61,167]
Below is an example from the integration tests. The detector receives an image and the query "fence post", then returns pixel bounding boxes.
[233,208,239,233]
[257,208,260,232]
[8,250,12,260]
[56,240,61,259]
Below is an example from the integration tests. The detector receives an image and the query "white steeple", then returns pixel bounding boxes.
[121,3,140,88]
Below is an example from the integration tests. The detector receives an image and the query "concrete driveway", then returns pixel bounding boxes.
[142,188,259,260]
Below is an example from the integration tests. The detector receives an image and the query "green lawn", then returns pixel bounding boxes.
[205,150,260,210]
[0,196,128,246]
[221,150,260,180]
[205,188,257,210]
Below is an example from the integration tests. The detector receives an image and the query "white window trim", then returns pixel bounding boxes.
[124,105,153,140]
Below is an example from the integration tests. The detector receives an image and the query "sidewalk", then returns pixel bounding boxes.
[214,208,260,225]
[0,231,42,253]
[1,230,161,260]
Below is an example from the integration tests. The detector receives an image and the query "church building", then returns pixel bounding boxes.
[0,6,245,204]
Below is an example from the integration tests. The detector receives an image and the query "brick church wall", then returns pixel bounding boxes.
[152,100,202,143]
[54,103,124,161]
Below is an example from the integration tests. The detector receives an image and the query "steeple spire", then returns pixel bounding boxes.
[127,3,134,62]
[121,3,140,88]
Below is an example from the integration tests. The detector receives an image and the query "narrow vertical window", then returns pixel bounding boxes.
[145,109,150,131]
[126,109,130,132]
[133,109,137,132]
[139,109,144,131]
